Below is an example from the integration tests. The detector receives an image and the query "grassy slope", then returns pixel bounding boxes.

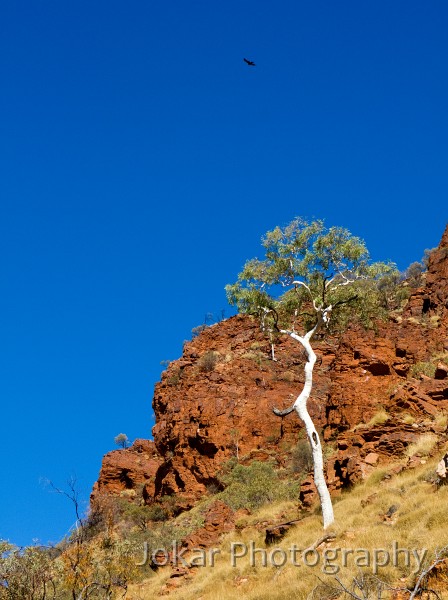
[129,448,448,600]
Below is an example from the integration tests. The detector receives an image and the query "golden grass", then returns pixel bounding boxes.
[435,411,448,430]
[432,351,448,362]
[405,432,438,457]
[128,450,448,599]
[361,409,391,428]
[401,413,416,425]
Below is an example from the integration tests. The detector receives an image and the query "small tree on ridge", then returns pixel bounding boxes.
[114,433,129,449]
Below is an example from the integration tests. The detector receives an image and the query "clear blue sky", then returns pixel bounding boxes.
[0,1,446,546]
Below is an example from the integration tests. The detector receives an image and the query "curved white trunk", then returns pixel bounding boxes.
[281,328,334,529]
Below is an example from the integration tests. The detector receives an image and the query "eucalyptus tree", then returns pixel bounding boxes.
[226,218,396,529]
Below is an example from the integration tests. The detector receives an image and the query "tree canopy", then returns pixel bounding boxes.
[226,218,397,334]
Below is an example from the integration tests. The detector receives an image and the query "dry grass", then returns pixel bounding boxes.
[128,449,448,600]
[405,432,438,458]
[433,351,448,364]
[401,413,416,425]
[362,409,391,428]
[435,411,448,430]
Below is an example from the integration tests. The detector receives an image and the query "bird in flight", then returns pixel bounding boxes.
[243,58,256,66]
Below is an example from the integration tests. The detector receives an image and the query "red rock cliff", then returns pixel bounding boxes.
[92,224,448,509]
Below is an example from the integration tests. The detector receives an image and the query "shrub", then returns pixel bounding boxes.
[159,494,180,517]
[406,261,425,287]
[0,542,55,600]
[146,504,169,522]
[167,368,181,386]
[291,440,314,473]
[197,350,220,372]
[401,413,416,425]
[191,324,208,338]
[409,361,436,379]
[118,501,152,531]
[219,460,299,511]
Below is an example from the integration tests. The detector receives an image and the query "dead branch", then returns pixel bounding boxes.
[304,532,337,553]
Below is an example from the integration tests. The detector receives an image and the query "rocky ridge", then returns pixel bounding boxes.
[92,225,448,520]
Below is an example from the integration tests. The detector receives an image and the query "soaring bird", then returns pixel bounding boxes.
[243,58,256,66]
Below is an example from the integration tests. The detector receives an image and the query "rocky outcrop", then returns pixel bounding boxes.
[91,439,163,503]
[92,224,448,517]
[183,500,235,549]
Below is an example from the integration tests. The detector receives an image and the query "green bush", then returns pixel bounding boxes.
[147,504,169,522]
[291,440,313,473]
[117,500,170,531]
[0,542,55,600]
[409,361,436,379]
[218,460,299,511]
[167,367,181,386]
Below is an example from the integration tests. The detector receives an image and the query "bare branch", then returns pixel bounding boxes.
[409,546,448,600]
[259,305,280,332]
[332,295,358,309]
[291,279,313,299]
[324,273,335,289]
[327,272,367,294]
[333,576,365,600]
[304,532,337,552]
[45,477,84,527]
[272,405,295,417]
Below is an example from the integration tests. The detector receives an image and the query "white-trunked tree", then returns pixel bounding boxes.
[226,218,396,529]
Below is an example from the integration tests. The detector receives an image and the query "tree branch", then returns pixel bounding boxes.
[327,272,366,294]
[332,294,358,309]
[259,305,280,331]
[272,405,295,417]
[45,477,83,528]
[291,279,313,299]
[333,577,364,600]
[409,546,448,600]
[304,532,336,552]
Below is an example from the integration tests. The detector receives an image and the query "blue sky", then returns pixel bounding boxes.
[0,1,446,546]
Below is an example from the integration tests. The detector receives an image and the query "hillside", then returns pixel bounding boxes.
[84,224,448,598]
[93,224,448,511]
[3,226,447,600]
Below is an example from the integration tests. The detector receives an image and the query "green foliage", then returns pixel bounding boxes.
[114,433,129,449]
[226,217,397,335]
[167,367,181,386]
[147,504,170,522]
[218,460,299,510]
[376,270,402,309]
[0,542,55,600]
[406,261,425,288]
[0,535,139,600]
[117,501,169,531]
[291,440,314,473]
[409,361,437,379]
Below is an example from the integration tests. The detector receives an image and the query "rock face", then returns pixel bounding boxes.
[183,500,235,549]
[92,224,448,513]
[407,225,448,325]
[91,439,163,503]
